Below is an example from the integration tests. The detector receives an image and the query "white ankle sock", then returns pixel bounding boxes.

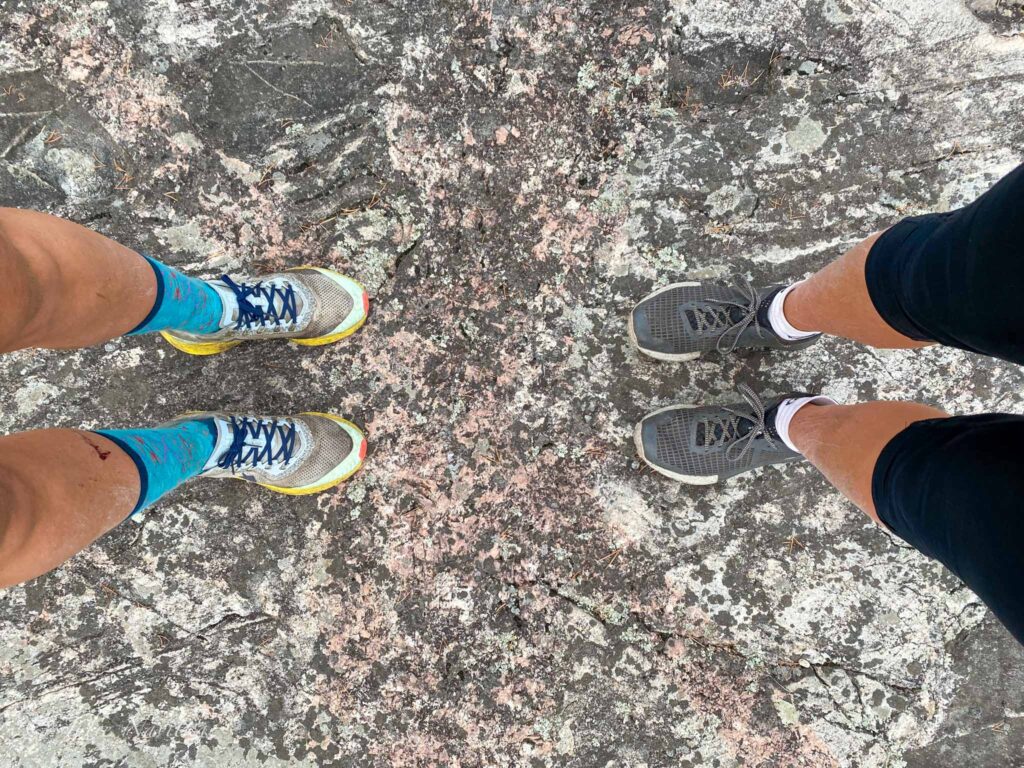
[773,395,837,453]
[768,281,819,341]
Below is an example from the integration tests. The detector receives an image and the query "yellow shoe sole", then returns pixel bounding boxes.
[161,269,370,356]
[288,311,368,347]
[159,331,241,356]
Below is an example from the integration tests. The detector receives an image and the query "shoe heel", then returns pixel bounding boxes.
[160,331,242,356]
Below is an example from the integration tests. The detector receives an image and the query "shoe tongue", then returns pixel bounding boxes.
[755,287,782,331]
[211,276,310,330]
[762,403,783,442]
[205,415,301,472]
[210,281,238,328]
[204,417,237,471]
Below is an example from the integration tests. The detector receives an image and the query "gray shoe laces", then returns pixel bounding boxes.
[691,280,767,354]
[700,384,779,463]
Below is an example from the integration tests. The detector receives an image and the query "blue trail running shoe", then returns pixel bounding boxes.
[164,411,367,494]
[162,267,370,356]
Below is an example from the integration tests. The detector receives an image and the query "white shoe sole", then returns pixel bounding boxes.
[633,403,719,485]
[628,281,703,362]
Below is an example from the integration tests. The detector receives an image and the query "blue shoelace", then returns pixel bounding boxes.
[219,276,298,330]
[217,416,297,471]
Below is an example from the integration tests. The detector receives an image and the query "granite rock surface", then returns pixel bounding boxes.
[1,0,1024,765]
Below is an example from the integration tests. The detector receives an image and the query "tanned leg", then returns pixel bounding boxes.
[0,208,157,586]
[0,207,156,352]
[788,401,949,523]
[0,430,139,588]
[783,231,933,349]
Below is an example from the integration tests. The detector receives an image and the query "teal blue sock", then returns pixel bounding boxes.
[96,420,217,516]
[128,255,224,335]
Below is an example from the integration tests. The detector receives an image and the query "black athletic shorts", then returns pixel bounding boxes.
[872,415,1024,644]
[865,162,1024,644]
[865,162,1024,364]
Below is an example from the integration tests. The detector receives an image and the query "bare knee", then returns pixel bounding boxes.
[0,210,46,352]
[0,488,9,554]
[0,468,40,589]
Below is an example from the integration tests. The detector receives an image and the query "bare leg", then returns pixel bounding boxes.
[783,231,932,349]
[0,209,159,584]
[788,401,949,523]
[0,209,368,588]
[0,430,139,588]
[0,209,157,586]
[0,207,156,352]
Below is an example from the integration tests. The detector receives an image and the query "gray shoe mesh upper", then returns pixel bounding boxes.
[649,407,774,478]
[654,409,717,476]
[278,414,354,487]
[633,282,819,356]
[644,288,692,350]
[293,269,354,338]
[640,388,803,481]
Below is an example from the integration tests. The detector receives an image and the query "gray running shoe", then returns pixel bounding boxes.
[162,267,369,356]
[634,385,806,484]
[164,411,367,494]
[628,280,820,361]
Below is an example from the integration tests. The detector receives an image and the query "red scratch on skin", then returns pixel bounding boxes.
[81,435,111,461]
